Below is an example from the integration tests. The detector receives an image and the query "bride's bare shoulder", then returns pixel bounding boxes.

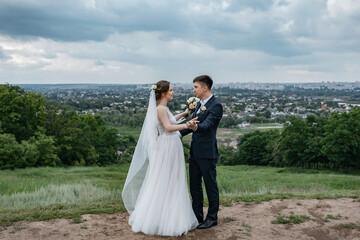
[156,105,168,110]
[156,105,167,114]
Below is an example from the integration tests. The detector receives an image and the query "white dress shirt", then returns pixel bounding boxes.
[196,94,213,114]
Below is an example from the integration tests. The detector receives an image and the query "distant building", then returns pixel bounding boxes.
[300,112,316,119]
[240,121,250,128]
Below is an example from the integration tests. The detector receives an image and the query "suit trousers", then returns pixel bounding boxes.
[189,156,219,222]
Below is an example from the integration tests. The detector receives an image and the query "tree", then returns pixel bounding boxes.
[322,108,360,171]
[0,84,125,168]
[33,133,59,167]
[237,130,280,166]
[21,133,59,167]
[95,127,120,166]
[0,133,25,169]
[0,84,46,142]
[303,115,328,169]
[278,116,309,168]
[219,115,237,128]
[22,138,39,167]
[218,145,238,165]
[264,110,271,119]
[48,109,118,166]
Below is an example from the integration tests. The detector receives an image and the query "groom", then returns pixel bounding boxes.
[180,75,223,229]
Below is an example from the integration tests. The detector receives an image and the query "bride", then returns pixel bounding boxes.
[122,80,199,236]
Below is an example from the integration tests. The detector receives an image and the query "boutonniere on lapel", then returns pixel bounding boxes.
[200,106,207,114]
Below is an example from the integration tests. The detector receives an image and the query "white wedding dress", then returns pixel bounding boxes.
[128,106,198,236]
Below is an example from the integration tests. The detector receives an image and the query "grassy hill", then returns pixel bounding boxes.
[1,165,359,225]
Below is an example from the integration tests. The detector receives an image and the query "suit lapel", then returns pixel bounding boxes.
[192,102,201,118]
[205,95,215,108]
[193,96,216,119]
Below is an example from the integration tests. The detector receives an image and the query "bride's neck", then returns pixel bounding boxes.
[157,98,168,106]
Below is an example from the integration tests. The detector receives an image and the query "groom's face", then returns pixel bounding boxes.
[193,82,205,99]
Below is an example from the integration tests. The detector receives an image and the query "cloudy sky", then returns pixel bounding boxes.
[0,0,359,84]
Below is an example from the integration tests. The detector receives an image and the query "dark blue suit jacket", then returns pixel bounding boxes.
[180,95,223,159]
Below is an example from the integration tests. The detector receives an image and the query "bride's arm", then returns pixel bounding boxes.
[174,108,189,121]
[157,107,188,132]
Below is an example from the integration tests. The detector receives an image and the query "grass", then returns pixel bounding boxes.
[340,223,357,229]
[115,126,141,139]
[0,165,359,225]
[325,214,342,220]
[217,165,360,204]
[332,223,360,231]
[224,217,235,222]
[241,222,251,228]
[80,225,88,229]
[0,166,127,225]
[72,216,85,224]
[251,123,282,127]
[13,225,26,230]
[272,215,310,224]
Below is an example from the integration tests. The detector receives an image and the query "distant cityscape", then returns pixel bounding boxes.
[138,81,360,91]
[16,80,360,91]
[17,81,360,119]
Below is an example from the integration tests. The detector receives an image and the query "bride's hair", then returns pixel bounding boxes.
[155,80,170,101]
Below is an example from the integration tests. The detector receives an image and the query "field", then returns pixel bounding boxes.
[116,126,141,139]
[1,165,359,226]
[116,126,283,147]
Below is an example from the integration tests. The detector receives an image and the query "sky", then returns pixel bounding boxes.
[0,0,359,84]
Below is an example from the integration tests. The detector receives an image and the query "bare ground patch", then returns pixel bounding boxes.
[1,198,360,240]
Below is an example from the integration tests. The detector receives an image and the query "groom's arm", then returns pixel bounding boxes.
[194,103,223,133]
[179,129,192,137]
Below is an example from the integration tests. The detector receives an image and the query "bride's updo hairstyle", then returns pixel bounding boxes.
[154,80,170,101]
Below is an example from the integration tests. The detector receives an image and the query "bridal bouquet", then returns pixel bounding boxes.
[186,97,200,116]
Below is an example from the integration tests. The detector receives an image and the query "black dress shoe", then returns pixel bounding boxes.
[197,217,204,224]
[196,219,218,229]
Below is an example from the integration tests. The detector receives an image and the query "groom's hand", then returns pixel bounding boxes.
[186,121,195,130]
[186,117,199,130]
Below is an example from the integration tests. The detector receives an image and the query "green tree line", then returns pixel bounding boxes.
[2,84,359,172]
[219,109,360,172]
[0,84,133,169]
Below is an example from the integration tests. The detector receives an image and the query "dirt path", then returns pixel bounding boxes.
[1,198,360,240]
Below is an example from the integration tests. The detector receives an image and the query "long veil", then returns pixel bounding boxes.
[121,89,158,213]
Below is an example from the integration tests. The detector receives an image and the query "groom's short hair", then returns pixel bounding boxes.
[193,75,213,90]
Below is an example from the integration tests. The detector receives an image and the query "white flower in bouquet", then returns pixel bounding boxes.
[186,97,200,116]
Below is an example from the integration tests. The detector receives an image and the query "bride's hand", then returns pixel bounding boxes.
[184,108,189,117]
[186,117,199,129]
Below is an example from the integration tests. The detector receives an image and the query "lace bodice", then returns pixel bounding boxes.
[157,106,177,136]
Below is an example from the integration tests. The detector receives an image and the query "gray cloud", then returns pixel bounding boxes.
[0,1,189,42]
[0,4,113,41]
[94,60,105,66]
[0,46,10,60]
[226,0,275,11]
[0,0,359,84]
[1,0,359,57]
